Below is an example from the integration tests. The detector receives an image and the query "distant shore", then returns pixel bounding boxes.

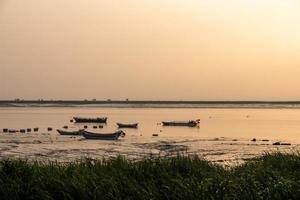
[1,100,300,108]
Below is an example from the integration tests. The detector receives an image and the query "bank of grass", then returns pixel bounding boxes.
[0,153,300,200]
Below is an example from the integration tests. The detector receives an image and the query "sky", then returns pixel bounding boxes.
[0,0,300,101]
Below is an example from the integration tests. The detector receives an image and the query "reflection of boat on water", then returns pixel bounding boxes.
[83,130,126,140]
[57,129,84,135]
[117,123,138,128]
[162,120,200,127]
[73,117,107,123]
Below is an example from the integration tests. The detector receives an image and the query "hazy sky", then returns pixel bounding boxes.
[1,0,300,100]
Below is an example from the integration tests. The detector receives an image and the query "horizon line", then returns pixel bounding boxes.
[2,100,300,104]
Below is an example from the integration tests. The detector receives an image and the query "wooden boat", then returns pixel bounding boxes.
[117,123,138,128]
[73,117,107,123]
[82,130,125,140]
[162,120,200,127]
[57,129,84,136]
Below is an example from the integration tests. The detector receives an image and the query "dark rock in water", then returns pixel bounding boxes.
[70,120,74,123]
[8,130,17,133]
[48,127,53,131]
[63,126,68,129]
[99,125,103,128]
[251,138,257,142]
[84,125,88,129]
[33,128,39,132]
[3,128,8,133]
[262,139,269,142]
[93,126,97,129]
[273,142,281,145]
[27,128,31,132]
[20,129,26,133]
[152,134,159,137]
[281,143,291,146]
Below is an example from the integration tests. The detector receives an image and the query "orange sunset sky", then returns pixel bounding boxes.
[0,0,300,100]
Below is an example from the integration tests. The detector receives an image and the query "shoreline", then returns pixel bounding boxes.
[2,100,300,108]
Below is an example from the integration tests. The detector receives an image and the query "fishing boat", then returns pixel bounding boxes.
[162,119,200,127]
[82,130,125,140]
[117,123,138,128]
[73,117,107,123]
[57,129,84,136]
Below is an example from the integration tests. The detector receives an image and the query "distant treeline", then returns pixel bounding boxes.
[1,100,300,105]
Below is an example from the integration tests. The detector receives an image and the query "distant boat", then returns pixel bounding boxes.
[82,130,125,140]
[117,123,138,128]
[73,117,107,123]
[57,129,84,136]
[162,120,200,127]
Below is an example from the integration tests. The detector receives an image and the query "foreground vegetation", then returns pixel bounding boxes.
[0,153,300,200]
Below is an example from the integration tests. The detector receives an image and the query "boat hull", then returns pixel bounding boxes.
[117,123,138,128]
[57,129,84,136]
[83,130,125,140]
[162,121,199,127]
[73,117,107,123]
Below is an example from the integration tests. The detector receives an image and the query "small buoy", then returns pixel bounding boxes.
[48,127,53,131]
[84,125,88,129]
[33,128,39,132]
[3,128,8,133]
[63,126,68,129]
[27,128,31,132]
[251,138,256,142]
[152,134,159,137]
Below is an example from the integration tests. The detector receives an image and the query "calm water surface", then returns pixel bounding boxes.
[0,107,299,165]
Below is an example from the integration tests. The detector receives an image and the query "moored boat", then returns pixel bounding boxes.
[162,120,200,127]
[73,117,107,123]
[57,129,84,136]
[117,123,138,128]
[82,130,125,140]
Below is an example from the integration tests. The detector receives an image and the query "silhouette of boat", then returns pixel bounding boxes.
[83,130,125,140]
[162,120,200,127]
[73,117,107,123]
[117,123,138,128]
[57,129,84,135]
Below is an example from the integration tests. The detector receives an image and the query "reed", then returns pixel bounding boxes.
[0,153,299,199]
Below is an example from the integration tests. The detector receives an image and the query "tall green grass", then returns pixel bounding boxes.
[0,153,300,200]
